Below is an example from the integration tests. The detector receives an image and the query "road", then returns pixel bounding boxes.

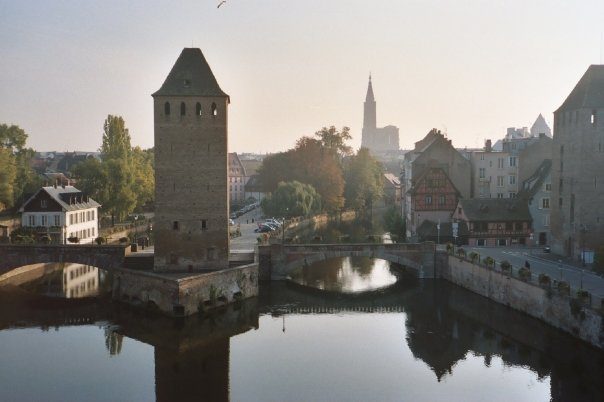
[465,246,604,299]
[229,207,265,252]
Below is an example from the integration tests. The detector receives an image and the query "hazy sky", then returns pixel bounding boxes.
[1,1,603,153]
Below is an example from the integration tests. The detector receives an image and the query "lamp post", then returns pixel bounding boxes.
[134,215,139,246]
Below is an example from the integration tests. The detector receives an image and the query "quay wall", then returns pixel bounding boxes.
[440,254,604,349]
[113,263,258,317]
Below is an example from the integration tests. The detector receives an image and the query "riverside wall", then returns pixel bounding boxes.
[439,253,604,350]
[113,263,258,317]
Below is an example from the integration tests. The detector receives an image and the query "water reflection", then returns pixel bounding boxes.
[13,263,109,298]
[0,269,603,401]
[289,256,399,293]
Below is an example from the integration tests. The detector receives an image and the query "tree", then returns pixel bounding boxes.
[314,126,352,158]
[0,148,16,210]
[257,135,345,212]
[71,157,108,202]
[101,115,132,161]
[261,181,321,218]
[344,148,384,213]
[0,124,38,211]
[131,147,154,211]
[383,206,406,241]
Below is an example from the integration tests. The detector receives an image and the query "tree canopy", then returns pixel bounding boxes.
[261,181,321,218]
[343,147,384,212]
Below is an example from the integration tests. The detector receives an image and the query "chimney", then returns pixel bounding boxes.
[485,139,492,152]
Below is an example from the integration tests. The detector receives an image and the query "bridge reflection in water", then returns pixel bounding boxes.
[0,270,603,401]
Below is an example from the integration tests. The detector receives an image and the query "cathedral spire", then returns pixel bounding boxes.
[365,74,375,102]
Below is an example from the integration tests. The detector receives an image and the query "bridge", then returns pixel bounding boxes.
[0,244,129,275]
[258,242,437,280]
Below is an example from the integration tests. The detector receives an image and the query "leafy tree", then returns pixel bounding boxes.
[257,135,345,212]
[0,124,39,211]
[101,115,132,161]
[383,206,406,241]
[261,181,321,218]
[131,147,154,210]
[71,157,108,202]
[344,147,384,212]
[0,148,16,210]
[314,126,352,158]
[0,124,27,153]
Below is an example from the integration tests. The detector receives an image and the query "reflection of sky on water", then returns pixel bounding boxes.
[290,257,398,293]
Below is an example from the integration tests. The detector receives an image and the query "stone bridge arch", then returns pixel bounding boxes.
[0,244,129,276]
[259,242,436,280]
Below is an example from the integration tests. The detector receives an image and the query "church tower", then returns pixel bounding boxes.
[152,48,230,271]
[361,75,376,149]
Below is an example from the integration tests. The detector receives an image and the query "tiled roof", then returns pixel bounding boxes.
[457,198,531,222]
[20,186,101,212]
[556,65,604,112]
[153,48,229,98]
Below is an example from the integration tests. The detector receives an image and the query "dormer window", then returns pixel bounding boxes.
[40,200,47,209]
[183,79,191,88]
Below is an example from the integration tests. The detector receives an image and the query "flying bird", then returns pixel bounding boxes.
[217,0,226,8]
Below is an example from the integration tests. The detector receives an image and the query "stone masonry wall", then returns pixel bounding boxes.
[113,263,258,317]
[441,255,604,349]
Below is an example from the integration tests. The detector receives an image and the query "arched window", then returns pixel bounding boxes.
[164,102,170,115]
[180,102,186,116]
[196,102,202,116]
[211,102,217,117]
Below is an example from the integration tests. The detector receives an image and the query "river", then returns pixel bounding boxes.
[0,260,603,402]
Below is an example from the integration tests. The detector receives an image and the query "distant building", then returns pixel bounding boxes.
[228,153,246,204]
[468,140,517,199]
[382,173,402,208]
[518,160,552,245]
[402,129,471,239]
[530,113,552,138]
[406,167,461,236]
[551,65,604,258]
[19,185,100,244]
[361,76,399,155]
[452,198,532,247]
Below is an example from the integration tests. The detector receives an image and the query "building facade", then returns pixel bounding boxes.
[228,153,246,204]
[469,141,517,199]
[452,199,532,247]
[518,160,552,245]
[153,48,230,271]
[360,76,400,155]
[551,65,604,258]
[402,129,471,239]
[19,185,100,244]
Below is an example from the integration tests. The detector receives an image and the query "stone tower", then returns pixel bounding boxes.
[152,48,229,271]
[551,65,604,257]
[361,75,376,149]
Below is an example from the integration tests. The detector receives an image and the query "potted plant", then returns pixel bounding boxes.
[500,260,511,273]
[67,236,80,244]
[557,281,571,296]
[95,236,106,245]
[577,289,590,302]
[518,266,531,281]
[538,273,551,287]
[446,243,454,255]
[469,251,479,264]
[484,256,495,268]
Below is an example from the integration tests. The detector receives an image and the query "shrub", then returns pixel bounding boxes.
[538,273,551,286]
[67,236,80,244]
[39,234,52,244]
[469,251,479,263]
[558,281,570,296]
[446,243,454,254]
[577,289,590,300]
[119,236,129,244]
[500,260,511,272]
[484,256,495,268]
[95,237,106,245]
[518,267,531,281]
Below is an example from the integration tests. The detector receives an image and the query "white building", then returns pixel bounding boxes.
[19,185,101,244]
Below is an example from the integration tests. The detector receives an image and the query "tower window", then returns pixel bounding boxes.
[211,102,217,117]
[173,221,179,231]
[164,102,170,115]
[183,79,191,87]
[592,110,597,126]
[196,102,202,116]
[180,102,186,116]
[201,219,207,230]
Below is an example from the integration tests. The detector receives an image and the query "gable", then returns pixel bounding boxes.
[22,189,63,212]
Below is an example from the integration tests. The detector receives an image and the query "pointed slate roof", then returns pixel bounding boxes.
[530,113,551,137]
[556,65,604,112]
[365,75,375,102]
[153,48,229,98]
[19,186,101,213]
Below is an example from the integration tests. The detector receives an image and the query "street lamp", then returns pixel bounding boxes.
[134,215,139,246]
